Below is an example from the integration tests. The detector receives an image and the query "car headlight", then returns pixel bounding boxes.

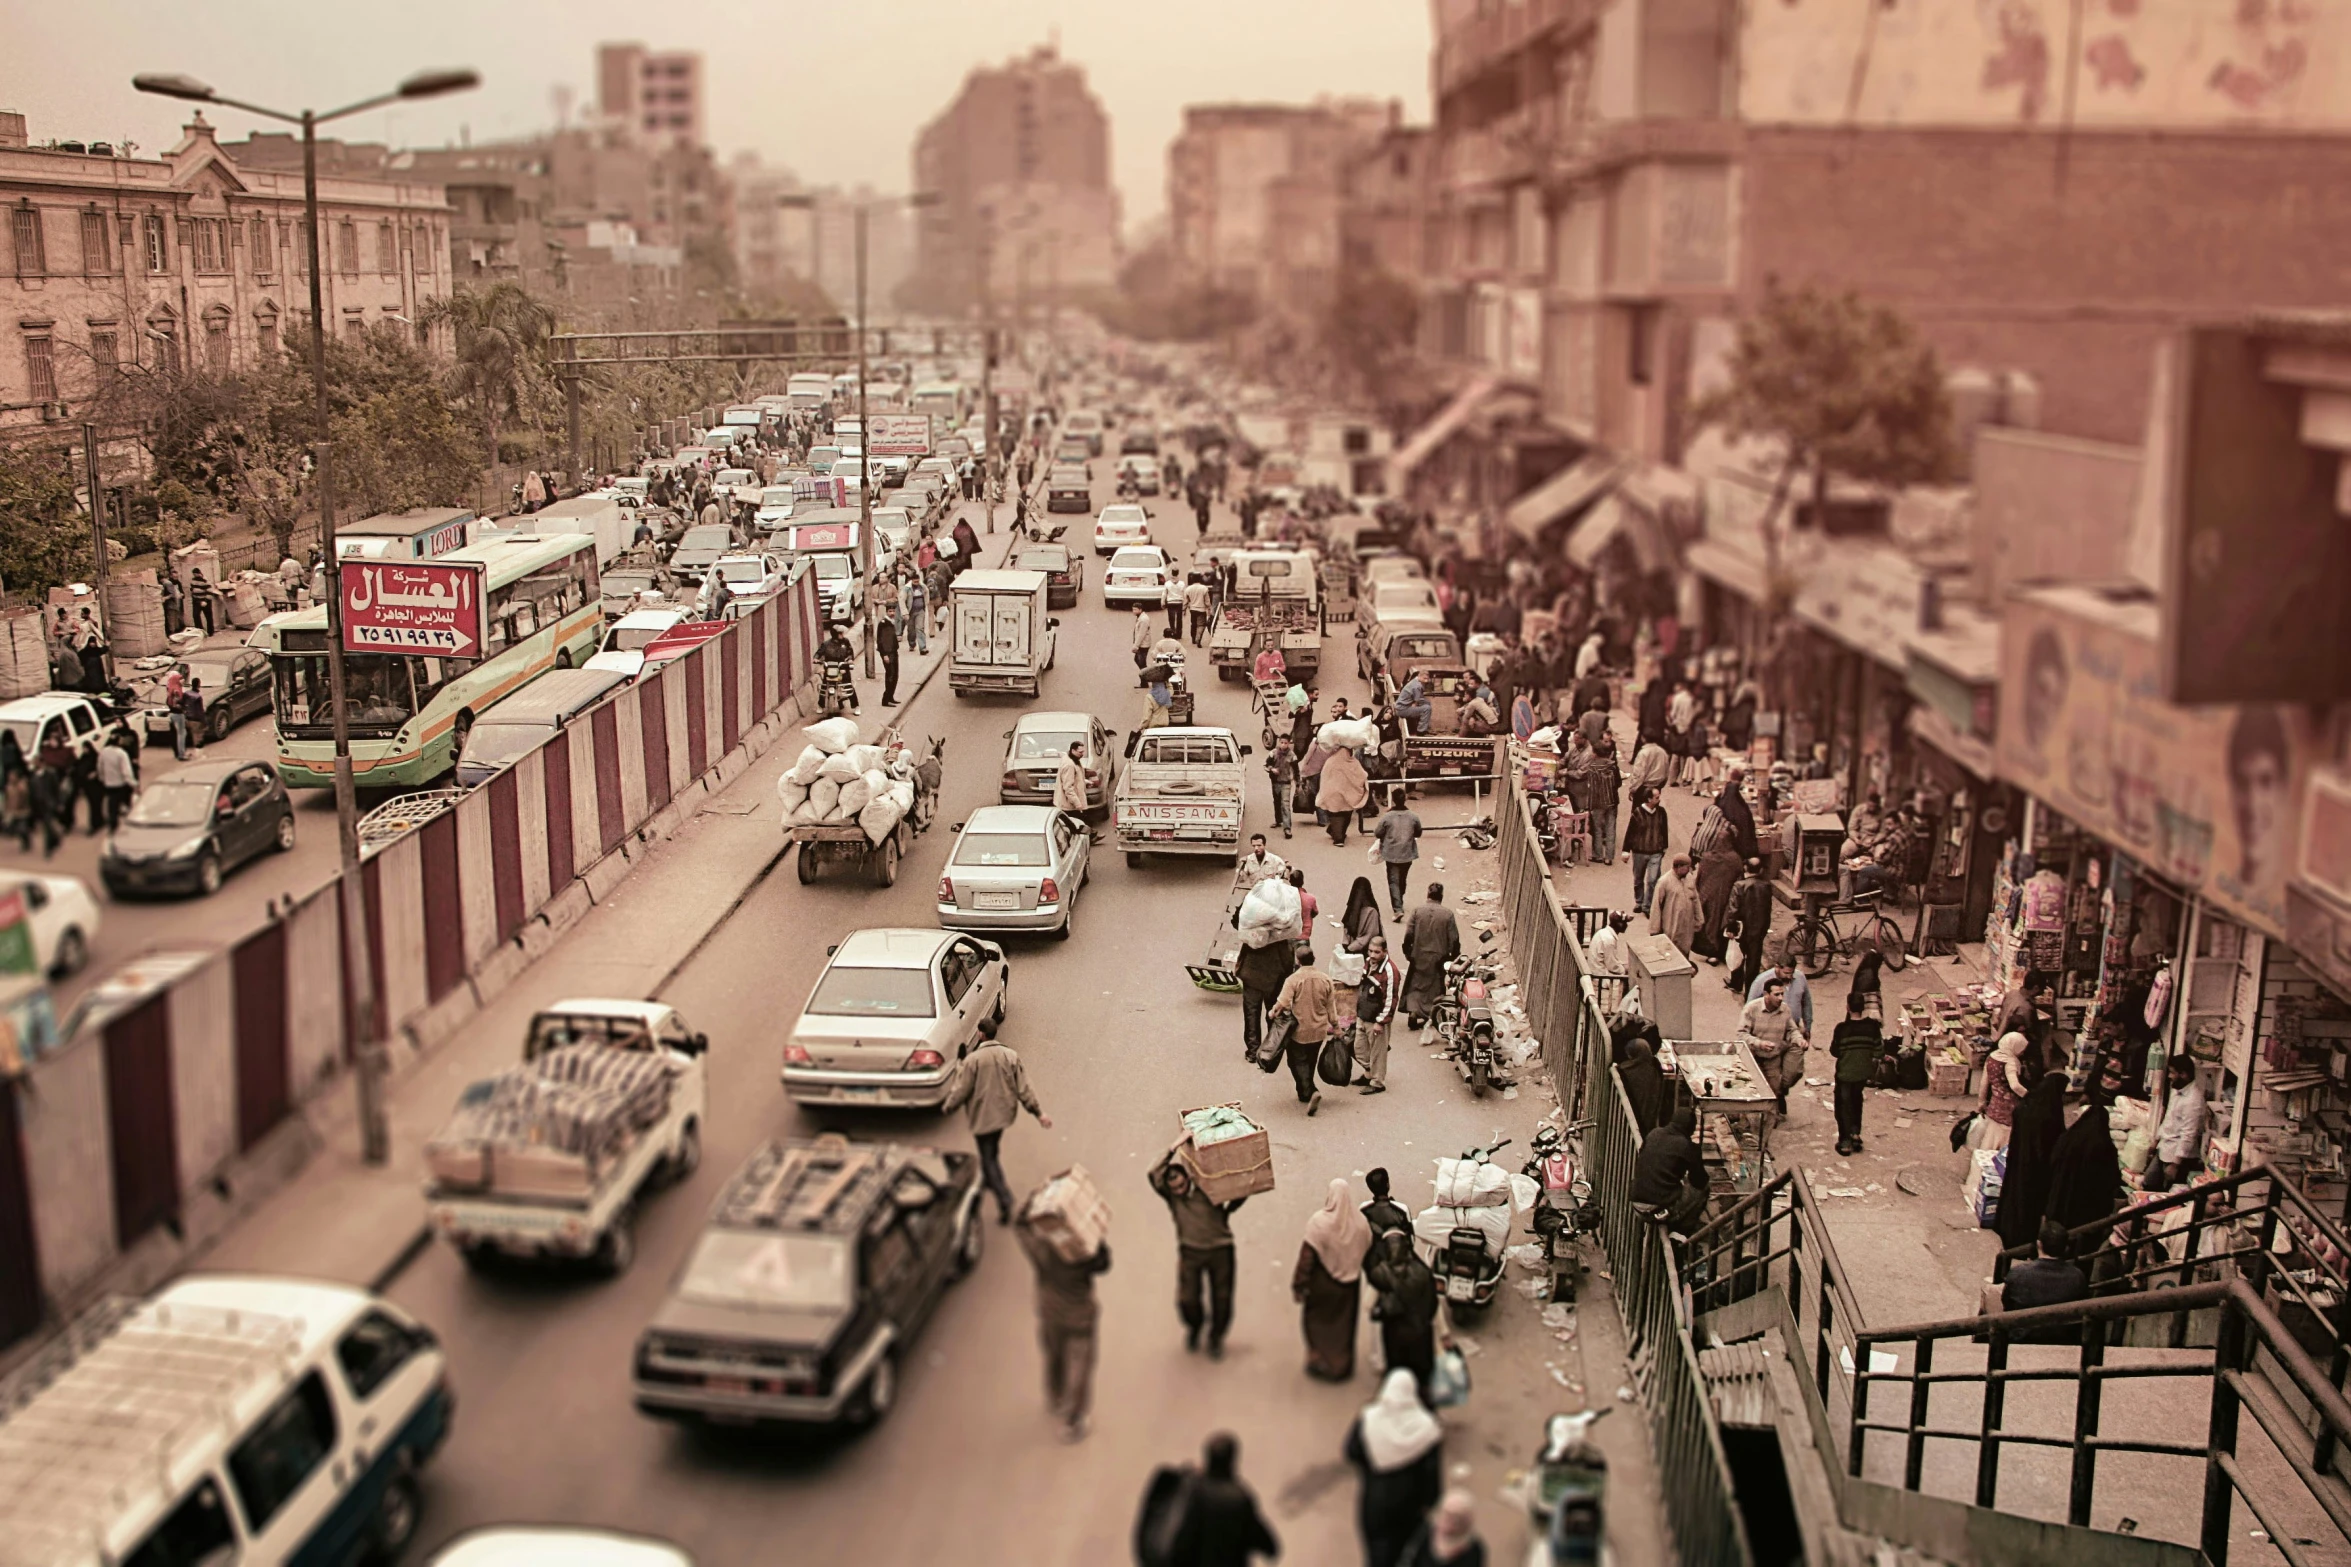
[166,837,207,860]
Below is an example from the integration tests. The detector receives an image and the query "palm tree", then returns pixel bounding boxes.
[423,282,559,465]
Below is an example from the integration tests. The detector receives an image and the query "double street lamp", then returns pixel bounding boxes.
[134,66,479,1165]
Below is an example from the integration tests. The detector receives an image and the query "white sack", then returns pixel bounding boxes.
[1317,717,1380,752]
[777,778,811,812]
[803,715,858,754]
[860,768,891,802]
[844,743,886,776]
[1236,878,1304,949]
[785,745,830,785]
[817,751,863,783]
[838,777,875,817]
[1433,1157,1512,1208]
[807,778,842,819]
[1414,1203,1511,1256]
[886,780,917,812]
[788,796,828,825]
[858,795,905,845]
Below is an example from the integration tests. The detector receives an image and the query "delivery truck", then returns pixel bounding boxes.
[522,493,632,567]
[948,569,1058,698]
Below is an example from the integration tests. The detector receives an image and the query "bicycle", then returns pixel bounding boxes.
[1786,888,1907,979]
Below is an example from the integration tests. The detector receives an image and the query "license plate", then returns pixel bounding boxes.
[838,1086,880,1100]
[972,891,1019,910]
[1176,826,1213,839]
[708,1377,751,1396]
[1446,1277,1475,1302]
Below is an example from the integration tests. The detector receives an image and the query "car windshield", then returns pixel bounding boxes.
[806,965,936,1017]
[1395,635,1457,660]
[717,560,770,584]
[954,832,1050,867]
[1011,730,1082,761]
[678,526,732,553]
[604,571,658,599]
[1101,507,1146,525]
[760,488,795,507]
[679,1230,853,1312]
[461,722,551,772]
[1014,551,1067,574]
[605,622,673,653]
[181,657,238,688]
[124,777,216,827]
[1109,550,1161,570]
[526,1012,652,1055]
[812,556,852,581]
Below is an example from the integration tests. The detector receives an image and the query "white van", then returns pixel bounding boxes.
[0,1276,452,1566]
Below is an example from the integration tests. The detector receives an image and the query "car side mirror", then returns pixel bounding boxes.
[950,822,964,834]
[1239,745,1254,757]
[825,943,838,957]
[687,1033,709,1057]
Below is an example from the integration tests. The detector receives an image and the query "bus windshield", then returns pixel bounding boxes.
[273,651,456,739]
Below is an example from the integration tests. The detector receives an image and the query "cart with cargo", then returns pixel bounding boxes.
[788,731,943,888]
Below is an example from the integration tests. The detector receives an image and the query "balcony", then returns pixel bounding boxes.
[1437,0,1604,97]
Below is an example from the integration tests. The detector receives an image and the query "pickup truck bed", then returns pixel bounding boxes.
[1208,600,1321,678]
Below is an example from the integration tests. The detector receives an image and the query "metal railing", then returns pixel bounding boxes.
[1498,771,1754,1566]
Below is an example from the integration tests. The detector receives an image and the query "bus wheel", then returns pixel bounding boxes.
[556,647,573,669]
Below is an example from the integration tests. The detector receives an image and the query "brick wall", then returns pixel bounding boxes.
[1739,126,2351,445]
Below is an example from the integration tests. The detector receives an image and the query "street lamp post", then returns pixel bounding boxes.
[136,67,479,1165]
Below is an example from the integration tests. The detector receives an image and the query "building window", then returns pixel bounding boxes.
[23,336,57,403]
[143,213,168,273]
[255,315,277,360]
[250,215,271,273]
[1627,305,1656,388]
[148,323,178,376]
[204,313,230,374]
[80,210,110,274]
[337,220,358,276]
[11,205,47,276]
[411,222,431,273]
[377,220,396,275]
[88,329,117,390]
[342,314,366,343]
[192,218,229,274]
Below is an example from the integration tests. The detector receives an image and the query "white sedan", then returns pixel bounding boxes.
[780,928,1009,1110]
[0,871,101,977]
[1092,502,1152,556]
[701,553,791,611]
[937,805,1090,939]
[1102,545,1173,608]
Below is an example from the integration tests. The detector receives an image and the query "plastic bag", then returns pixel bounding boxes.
[1317,1034,1354,1087]
[1722,934,1743,973]
[1427,1344,1472,1409]
[1236,879,1304,949]
[785,745,830,786]
[803,715,858,754]
[1328,948,1367,986]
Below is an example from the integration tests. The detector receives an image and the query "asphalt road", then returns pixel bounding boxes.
[380,466,1577,1564]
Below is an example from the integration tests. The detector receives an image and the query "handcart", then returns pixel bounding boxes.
[1185,880,1250,994]
[1252,677,1292,751]
[787,731,941,888]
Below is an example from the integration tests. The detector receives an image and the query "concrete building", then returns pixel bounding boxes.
[1340,123,1432,285]
[910,45,1119,312]
[0,110,451,431]
[730,156,911,316]
[1166,99,1396,312]
[598,43,705,150]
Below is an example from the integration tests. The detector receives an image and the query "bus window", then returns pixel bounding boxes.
[273,653,415,737]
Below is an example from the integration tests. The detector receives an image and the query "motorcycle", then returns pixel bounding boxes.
[1524,1121,1601,1304]
[1433,929,1505,1096]
[816,658,858,718]
[1525,1409,1611,1566]
[1431,1136,1511,1312]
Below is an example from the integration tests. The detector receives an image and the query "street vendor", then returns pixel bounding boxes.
[1738,976,1805,1120]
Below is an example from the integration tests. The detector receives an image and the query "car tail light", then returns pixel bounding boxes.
[1039,877,1060,904]
[938,877,955,903]
[782,1043,812,1066]
[1002,771,1024,791]
[905,1048,944,1071]
[1084,769,1100,784]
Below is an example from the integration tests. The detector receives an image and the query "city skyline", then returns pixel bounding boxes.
[0,0,1431,230]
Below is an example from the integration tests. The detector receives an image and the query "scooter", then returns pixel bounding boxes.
[1434,930,1505,1096]
[1525,1122,1601,1304]
[816,658,858,718]
[1526,1409,1611,1566]
[1433,1136,1511,1313]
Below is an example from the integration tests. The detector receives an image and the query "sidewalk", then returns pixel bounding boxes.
[200,498,1018,1290]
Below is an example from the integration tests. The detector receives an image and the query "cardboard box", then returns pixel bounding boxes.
[1177,1103,1276,1202]
[1927,1056,1971,1097]
[1028,1164,1112,1262]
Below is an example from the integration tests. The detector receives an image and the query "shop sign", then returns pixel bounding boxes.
[1997,588,2315,939]
[1793,545,1929,667]
[867,415,934,457]
[340,559,486,656]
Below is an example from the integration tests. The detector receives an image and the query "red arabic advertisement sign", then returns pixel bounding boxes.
[783,521,858,554]
[868,414,934,457]
[341,559,488,656]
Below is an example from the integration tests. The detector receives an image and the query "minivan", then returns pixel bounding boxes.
[454,668,628,787]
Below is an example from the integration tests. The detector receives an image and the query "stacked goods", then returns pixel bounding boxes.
[425,1046,675,1199]
[0,612,51,699]
[169,543,222,588]
[1026,1164,1113,1261]
[224,577,266,629]
[102,574,167,657]
[1236,878,1303,948]
[1177,1104,1275,1201]
[1414,1153,1514,1257]
[777,736,917,839]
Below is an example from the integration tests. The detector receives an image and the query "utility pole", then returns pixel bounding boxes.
[80,424,110,659]
[855,203,876,680]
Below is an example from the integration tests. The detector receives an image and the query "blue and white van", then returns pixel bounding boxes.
[0,1275,454,1566]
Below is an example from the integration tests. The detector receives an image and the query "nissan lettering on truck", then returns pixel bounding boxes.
[1113,725,1252,866]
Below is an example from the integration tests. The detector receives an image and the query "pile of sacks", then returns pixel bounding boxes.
[777,715,918,845]
[1315,715,1380,752]
[1236,876,1303,949]
[1412,1152,1525,1260]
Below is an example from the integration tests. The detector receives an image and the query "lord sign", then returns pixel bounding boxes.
[341,559,488,656]
[867,414,934,457]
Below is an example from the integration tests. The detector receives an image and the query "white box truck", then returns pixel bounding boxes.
[521,494,631,568]
[948,569,1058,698]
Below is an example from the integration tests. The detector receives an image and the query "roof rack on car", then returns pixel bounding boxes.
[715,1138,891,1234]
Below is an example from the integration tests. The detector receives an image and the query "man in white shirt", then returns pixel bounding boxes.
[2151,1055,2209,1191]
[1588,911,1629,976]
[1235,833,1288,889]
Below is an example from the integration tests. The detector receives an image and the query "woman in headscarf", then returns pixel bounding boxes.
[2046,1074,2125,1234]
[1364,1228,1440,1402]
[1995,1071,2070,1252]
[1342,876,1384,950]
[1848,949,1885,1021]
[1295,1178,1375,1380]
[1320,742,1371,846]
[1976,1032,2031,1151]
[1692,837,1744,964]
[1400,1488,1486,1567]
[1618,1037,1673,1136]
[1344,1369,1447,1567]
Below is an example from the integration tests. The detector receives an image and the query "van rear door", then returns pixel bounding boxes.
[991,592,1031,667]
[953,592,994,664]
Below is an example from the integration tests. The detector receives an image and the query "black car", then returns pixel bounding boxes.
[142,648,273,747]
[1045,466,1093,514]
[632,1138,982,1429]
[1012,542,1081,608]
[101,760,295,898]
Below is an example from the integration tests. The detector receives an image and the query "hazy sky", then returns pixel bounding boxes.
[4,0,1431,227]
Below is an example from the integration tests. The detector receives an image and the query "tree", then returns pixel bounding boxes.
[0,440,94,598]
[1692,282,1952,607]
[424,282,560,464]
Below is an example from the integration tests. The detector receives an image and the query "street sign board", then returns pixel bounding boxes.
[868,414,934,457]
[341,559,488,656]
[782,521,859,554]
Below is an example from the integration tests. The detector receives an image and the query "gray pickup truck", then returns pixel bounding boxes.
[1112,725,1253,867]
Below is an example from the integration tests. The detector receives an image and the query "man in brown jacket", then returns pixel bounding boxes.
[1273,948,1345,1115]
[940,1017,1053,1223]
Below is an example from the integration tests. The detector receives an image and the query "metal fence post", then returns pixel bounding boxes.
[2203,1297,2246,1567]
[1977,1331,2009,1509]
[1905,1336,1933,1491]
[2070,1320,2106,1526]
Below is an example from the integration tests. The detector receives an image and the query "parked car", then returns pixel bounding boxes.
[0,870,100,976]
[0,692,106,760]
[937,804,1089,939]
[1045,465,1093,514]
[1101,545,1171,607]
[631,1137,982,1429]
[1011,541,1080,607]
[100,759,294,898]
[780,928,1008,1109]
[137,648,273,747]
[454,669,629,788]
[1092,503,1152,556]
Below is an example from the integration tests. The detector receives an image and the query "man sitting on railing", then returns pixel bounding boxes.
[1999,1219,2089,1342]
[1631,1107,1711,1236]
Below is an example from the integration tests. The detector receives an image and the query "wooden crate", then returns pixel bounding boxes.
[1926,1056,1972,1097]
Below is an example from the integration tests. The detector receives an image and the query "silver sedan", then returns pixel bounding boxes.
[935,804,1091,940]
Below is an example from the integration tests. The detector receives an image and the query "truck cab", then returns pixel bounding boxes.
[1113,725,1252,866]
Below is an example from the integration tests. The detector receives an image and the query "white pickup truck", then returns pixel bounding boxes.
[425,999,708,1275]
[1112,725,1254,867]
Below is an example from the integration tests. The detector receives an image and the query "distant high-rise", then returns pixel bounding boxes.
[597,42,704,149]
[1167,99,1397,315]
[910,45,1120,312]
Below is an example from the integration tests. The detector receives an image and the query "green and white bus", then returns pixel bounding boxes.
[263,532,604,789]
